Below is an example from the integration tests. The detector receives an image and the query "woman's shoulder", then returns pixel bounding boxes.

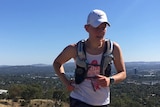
[113,41,120,49]
[67,42,79,48]
[64,43,77,52]
[65,40,83,50]
[112,41,123,59]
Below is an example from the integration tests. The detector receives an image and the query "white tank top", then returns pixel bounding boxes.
[70,52,110,106]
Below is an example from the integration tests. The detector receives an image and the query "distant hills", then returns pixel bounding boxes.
[125,61,160,71]
[0,62,160,76]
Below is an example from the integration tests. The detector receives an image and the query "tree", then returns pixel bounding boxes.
[21,84,42,100]
[8,84,25,100]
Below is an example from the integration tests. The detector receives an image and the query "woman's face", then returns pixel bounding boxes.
[86,23,107,40]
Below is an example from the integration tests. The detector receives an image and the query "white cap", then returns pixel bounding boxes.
[87,9,110,28]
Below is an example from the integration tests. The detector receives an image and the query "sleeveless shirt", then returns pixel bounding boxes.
[70,52,110,106]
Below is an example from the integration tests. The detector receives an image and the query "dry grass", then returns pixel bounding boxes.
[0,99,20,107]
[0,99,69,107]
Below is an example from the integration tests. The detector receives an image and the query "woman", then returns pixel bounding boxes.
[53,9,126,107]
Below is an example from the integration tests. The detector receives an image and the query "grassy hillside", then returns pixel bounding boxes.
[0,99,69,107]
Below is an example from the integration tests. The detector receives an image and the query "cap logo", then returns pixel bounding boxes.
[98,14,101,17]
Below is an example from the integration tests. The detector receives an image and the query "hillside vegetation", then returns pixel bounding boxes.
[0,62,160,107]
[0,99,69,107]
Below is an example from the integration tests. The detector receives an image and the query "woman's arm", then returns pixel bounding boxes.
[111,42,127,84]
[53,44,76,91]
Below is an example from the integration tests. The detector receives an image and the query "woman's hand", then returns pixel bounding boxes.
[67,79,75,91]
[96,75,110,87]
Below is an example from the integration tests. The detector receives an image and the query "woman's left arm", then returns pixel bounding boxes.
[111,42,127,84]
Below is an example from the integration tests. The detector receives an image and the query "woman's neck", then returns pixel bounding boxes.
[85,39,105,55]
[86,39,104,49]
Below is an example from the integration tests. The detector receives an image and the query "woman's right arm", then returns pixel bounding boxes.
[53,44,76,91]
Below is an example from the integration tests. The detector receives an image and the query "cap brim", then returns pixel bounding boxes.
[107,22,110,27]
[91,21,110,28]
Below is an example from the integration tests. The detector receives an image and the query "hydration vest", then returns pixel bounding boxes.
[75,39,114,84]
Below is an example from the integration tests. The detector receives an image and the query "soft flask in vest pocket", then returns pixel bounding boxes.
[75,67,87,84]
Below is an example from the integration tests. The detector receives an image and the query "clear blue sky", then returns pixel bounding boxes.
[0,0,160,65]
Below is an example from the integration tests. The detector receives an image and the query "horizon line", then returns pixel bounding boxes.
[0,61,160,66]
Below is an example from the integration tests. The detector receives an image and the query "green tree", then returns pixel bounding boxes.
[8,84,25,99]
[21,84,42,100]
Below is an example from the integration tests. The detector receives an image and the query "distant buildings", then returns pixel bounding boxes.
[0,89,8,95]
[0,89,8,99]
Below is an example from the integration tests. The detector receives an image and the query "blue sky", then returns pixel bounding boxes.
[0,0,160,65]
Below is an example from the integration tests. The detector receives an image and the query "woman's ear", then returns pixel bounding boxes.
[84,24,89,32]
